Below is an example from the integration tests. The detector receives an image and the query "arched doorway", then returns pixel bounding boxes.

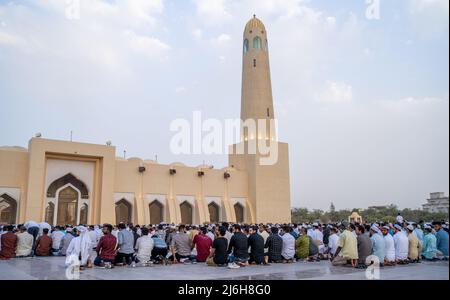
[57,186,79,226]
[47,173,89,199]
[149,201,163,225]
[234,203,244,223]
[0,194,17,224]
[45,202,55,225]
[80,204,88,225]
[180,201,193,225]
[115,199,132,225]
[208,202,220,223]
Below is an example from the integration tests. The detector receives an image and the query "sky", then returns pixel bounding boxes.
[0,0,448,211]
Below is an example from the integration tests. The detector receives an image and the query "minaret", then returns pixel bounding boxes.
[229,16,291,224]
[241,15,275,142]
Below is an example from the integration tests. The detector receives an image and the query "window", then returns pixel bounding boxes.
[253,36,261,49]
[149,201,164,224]
[243,39,249,54]
[265,39,268,51]
[253,59,256,68]
[80,204,88,225]
[45,202,55,225]
[267,108,270,117]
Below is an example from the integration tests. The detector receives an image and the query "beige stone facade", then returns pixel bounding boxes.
[0,17,291,226]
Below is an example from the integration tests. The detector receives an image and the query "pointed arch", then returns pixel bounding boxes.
[180,201,193,225]
[0,194,17,224]
[149,200,164,225]
[253,36,261,49]
[47,173,89,199]
[234,203,244,223]
[243,39,249,54]
[115,199,132,225]
[208,202,220,223]
[45,202,55,225]
[80,203,88,225]
[57,186,79,226]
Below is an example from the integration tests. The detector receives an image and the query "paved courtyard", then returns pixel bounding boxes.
[0,257,448,280]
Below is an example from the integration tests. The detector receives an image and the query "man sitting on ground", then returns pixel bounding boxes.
[227,224,250,268]
[421,225,437,261]
[248,226,265,265]
[208,226,229,267]
[171,225,192,264]
[332,223,358,267]
[51,226,65,255]
[280,226,296,263]
[356,225,372,269]
[265,227,283,264]
[433,221,449,260]
[135,227,154,264]
[94,224,117,267]
[151,232,169,264]
[115,223,135,266]
[0,225,17,260]
[192,227,213,263]
[16,226,33,258]
[35,228,52,257]
[393,224,409,264]
[295,226,310,261]
[407,225,421,263]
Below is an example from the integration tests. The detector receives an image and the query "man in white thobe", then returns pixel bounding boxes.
[381,226,396,265]
[393,224,409,263]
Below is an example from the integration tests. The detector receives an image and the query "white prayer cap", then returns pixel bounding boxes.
[312,223,319,227]
[371,225,380,233]
[66,227,73,232]
[76,226,87,233]
[407,225,414,231]
[394,224,402,231]
[382,226,390,230]
[424,224,432,230]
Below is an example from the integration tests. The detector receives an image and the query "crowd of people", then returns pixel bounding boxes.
[0,214,448,272]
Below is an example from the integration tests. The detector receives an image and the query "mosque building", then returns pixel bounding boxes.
[0,16,292,226]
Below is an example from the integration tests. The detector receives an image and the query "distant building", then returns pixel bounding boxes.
[422,193,449,214]
[368,206,388,210]
[349,212,363,224]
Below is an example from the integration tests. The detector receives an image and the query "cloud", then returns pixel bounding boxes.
[316,81,353,104]
[210,33,232,46]
[192,28,203,40]
[192,0,232,25]
[175,86,187,94]
[123,30,170,61]
[409,0,449,38]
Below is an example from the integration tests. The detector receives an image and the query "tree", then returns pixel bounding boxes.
[329,202,338,223]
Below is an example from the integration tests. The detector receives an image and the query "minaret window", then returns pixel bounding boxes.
[253,36,261,49]
[243,39,249,54]
[253,59,256,68]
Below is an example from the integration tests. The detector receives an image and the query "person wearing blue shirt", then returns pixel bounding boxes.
[433,222,449,258]
[421,226,437,261]
[370,225,385,266]
[413,223,424,243]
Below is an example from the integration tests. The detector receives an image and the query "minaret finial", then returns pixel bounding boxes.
[253,14,256,18]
